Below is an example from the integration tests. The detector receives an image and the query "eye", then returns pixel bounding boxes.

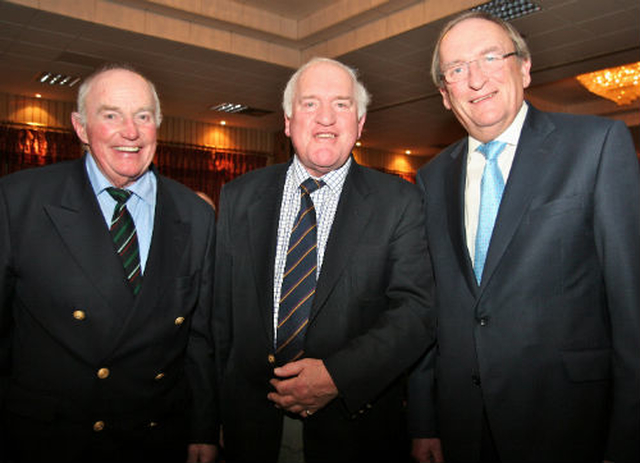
[137,112,153,123]
[484,54,499,63]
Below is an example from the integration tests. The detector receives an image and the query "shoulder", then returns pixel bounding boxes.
[220,163,287,200]
[350,163,422,203]
[156,174,215,219]
[417,138,465,181]
[0,159,80,195]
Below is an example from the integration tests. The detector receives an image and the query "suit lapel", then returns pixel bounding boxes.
[310,161,374,322]
[44,158,134,319]
[444,140,479,295]
[131,177,189,314]
[480,106,556,289]
[248,165,287,343]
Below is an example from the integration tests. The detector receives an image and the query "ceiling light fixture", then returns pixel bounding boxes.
[576,62,640,106]
[37,72,81,87]
[210,102,248,114]
[471,0,541,21]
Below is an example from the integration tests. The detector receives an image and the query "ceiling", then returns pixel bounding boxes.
[0,0,638,157]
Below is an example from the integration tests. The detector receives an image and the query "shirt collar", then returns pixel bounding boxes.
[291,155,352,193]
[468,102,529,153]
[85,152,155,204]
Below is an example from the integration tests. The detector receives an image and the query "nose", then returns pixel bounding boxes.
[315,103,336,125]
[467,60,488,90]
[120,116,140,139]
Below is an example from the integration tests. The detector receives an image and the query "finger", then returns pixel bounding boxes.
[274,359,306,378]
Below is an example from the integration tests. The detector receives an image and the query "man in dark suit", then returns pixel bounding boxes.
[408,11,640,463]
[0,65,218,463]
[213,57,435,463]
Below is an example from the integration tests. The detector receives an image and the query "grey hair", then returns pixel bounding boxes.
[75,63,163,127]
[282,57,370,120]
[431,11,531,88]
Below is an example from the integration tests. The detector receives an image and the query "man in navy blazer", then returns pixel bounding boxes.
[213,57,435,462]
[0,65,217,463]
[408,11,640,463]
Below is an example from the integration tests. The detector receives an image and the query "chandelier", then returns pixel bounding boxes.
[576,62,640,106]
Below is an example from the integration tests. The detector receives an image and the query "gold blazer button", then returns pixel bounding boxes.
[93,421,105,432]
[72,310,86,321]
[174,316,185,326]
[97,368,110,379]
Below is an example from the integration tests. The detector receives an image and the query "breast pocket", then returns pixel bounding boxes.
[527,195,584,222]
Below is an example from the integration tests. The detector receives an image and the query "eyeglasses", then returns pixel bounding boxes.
[441,51,519,84]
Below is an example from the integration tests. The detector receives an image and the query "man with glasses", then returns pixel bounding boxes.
[408,11,640,463]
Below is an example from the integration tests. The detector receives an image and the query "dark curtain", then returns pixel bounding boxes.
[0,125,268,208]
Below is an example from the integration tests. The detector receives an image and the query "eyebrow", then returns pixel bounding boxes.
[97,105,155,114]
[443,45,504,66]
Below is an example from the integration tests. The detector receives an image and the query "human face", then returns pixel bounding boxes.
[72,69,158,188]
[438,18,531,142]
[284,61,365,178]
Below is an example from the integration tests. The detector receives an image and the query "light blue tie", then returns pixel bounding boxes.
[474,140,507,284]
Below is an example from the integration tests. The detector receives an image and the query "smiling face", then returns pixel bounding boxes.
[438,17,531,142]
[71,69,158,188]
[284,61,365,178]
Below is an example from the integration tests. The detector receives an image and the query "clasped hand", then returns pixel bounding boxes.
[267,358,339,418]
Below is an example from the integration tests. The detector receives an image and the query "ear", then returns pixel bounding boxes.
[439,87,452,110]
[284,114,291,138]
[356,113,366,139]
[71,112,89,145]
[520,58,532,89]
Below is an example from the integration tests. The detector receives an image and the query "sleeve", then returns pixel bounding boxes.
[406,172,438,437]
[185,206,220,444]
[322,183,437,414]
[0,183,15,406]
[593,120,640,462]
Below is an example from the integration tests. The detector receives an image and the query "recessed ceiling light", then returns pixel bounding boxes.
[355,141,362,147]
[220,120,227,126]
[34,93,42,98]
[37,72,81,87]
[405,150,412,155]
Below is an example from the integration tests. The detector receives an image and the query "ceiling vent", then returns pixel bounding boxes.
[471,0,541,21]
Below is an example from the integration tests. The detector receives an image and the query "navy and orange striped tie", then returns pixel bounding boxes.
[276,178,325,365]
[107,187,143,296]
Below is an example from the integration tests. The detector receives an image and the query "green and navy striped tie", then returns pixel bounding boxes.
[107,187,143,295]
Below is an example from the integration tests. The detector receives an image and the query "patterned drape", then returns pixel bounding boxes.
[0,125,268,208]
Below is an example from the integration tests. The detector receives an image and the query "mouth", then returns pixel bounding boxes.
[114,146,141,153]
[314,133,337,140]
[470,92,497,104]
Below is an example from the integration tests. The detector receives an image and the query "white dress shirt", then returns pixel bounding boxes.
[465,103,529,263]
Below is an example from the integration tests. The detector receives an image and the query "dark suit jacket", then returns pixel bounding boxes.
[213,159,435,463]
[0,157,217,462]
[408,105,640,462]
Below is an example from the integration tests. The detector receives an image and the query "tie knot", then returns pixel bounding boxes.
[300,178,325,196]
[106,187,133,205]
[478,140,507,161]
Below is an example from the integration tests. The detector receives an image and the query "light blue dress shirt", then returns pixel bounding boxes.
[85,153,157,273]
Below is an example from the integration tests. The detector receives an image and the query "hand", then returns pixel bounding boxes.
[267,358,339,417]
[412,437,444,463]
[187,443,217,463]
